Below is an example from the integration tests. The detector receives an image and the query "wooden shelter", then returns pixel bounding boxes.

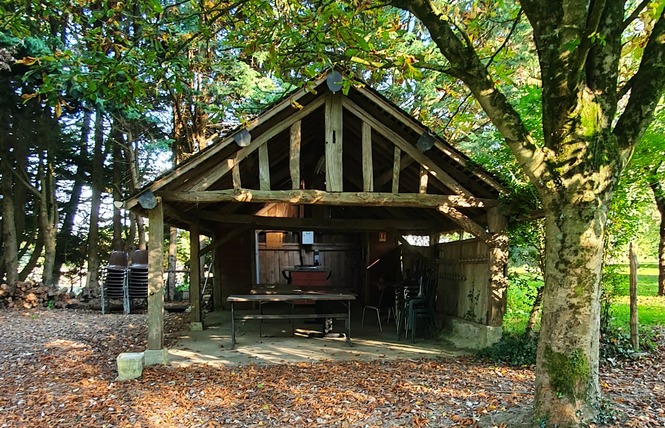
[126,69,510,359]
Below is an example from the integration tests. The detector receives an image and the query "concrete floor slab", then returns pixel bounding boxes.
[168,309,468,367]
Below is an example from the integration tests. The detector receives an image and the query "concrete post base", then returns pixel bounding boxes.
[190,321,204,331]
[144,348,169,366]
[440,316,502,350]
[116,352,144,380]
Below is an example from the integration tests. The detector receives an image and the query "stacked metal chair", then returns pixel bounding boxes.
[101,251,128,314]
[128,250,149,303]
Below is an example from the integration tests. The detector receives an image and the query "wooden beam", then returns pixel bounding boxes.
[436,204,491,242]
[160,188,498,208]
[362,122,373,192]
[232,162,241,189]
[147,198,164,350]
[325,93,343,192]
[200,225,252,256]
[342,98,474,198]
[290,120,301,190]
[185,96,326,192]
[392,147,401,193]
[196,211,439,231]
[258,144,270,190]
[397,235,430,259]
[213,247,223,310]
[353,84,508,194]
[419,166,429,194]
[190,223,202,326]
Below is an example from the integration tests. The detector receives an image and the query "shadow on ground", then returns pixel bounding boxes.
[169,309,467,367]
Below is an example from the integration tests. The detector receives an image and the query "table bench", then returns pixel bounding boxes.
[227,292,356,349]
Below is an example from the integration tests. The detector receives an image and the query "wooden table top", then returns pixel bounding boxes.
[227,292,356,302]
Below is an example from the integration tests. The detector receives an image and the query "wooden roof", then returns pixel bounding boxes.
[126,70,506,240]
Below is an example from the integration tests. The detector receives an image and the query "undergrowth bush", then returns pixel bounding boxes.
[600,326,658,359]
[476,333,538,366]
[478,327,658,367]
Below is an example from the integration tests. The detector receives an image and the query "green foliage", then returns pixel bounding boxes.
[600,326,659,360]
[600,265,625,333]
[476,332,538,366]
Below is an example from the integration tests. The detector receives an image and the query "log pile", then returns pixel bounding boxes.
[0,281,79,309]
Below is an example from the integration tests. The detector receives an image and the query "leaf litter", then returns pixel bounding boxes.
[0,308,662,427]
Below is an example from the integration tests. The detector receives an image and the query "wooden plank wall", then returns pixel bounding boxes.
[436,238,490,324]
[219,230,255,309]
[258,239,360,292]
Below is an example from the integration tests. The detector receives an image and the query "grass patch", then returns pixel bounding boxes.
[610,263,659,297]
[609,296,665,329]
[504,263,664,335]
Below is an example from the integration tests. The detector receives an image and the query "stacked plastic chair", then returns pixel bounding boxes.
[101,251,128,314]
[128,250,149,303]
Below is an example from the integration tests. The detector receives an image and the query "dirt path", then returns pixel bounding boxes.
[0,308,662,427]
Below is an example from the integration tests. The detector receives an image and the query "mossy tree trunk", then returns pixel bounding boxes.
[391,1,665,425]
[651,179,665,296]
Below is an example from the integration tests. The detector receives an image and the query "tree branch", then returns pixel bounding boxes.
[391,0,547,186]
[623,0,651,31]
[485,8,523,69]
[614,7,665,149]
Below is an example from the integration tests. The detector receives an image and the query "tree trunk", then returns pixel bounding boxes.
[1,153,19,284]
[122,135,147,250]
[0,76,18,284]
[18,229,43,282]
[535,198,607,425]
[39,146,58,286]
[85,108,106,292]
[525,285,544,336]
[651,180,665,296]
[111,126,124,251]
[53,110,91,285]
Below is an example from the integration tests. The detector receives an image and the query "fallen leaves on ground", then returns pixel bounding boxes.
[0,309,662,427]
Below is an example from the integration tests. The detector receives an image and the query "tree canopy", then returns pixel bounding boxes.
[1,1,664,426]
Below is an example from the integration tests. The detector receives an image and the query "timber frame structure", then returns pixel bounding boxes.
[126,69,510,356]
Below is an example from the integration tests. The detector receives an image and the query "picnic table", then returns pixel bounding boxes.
[227,292,356,349]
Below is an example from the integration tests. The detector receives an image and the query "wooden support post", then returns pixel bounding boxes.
[213,246,223,310]
[419,166,428,194]
[392,147,401,193]
[362,122,373,192]
[325,94,343,192]
[189,223,203,330]
[167,226,177,301]
[486,207,508,327]
[290,120,301,190]
[629,242,639,350]
[147,197,165,353]
[232,162,241,189]
[258,144,270,190]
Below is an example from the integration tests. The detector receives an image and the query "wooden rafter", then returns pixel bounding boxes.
[289,120,301,190]
[184,96,326,192]
[342,98,474,199]
[362,121,373,192]
[352,85,508,194]
[436,204,491,242]
[258,144,270,190]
